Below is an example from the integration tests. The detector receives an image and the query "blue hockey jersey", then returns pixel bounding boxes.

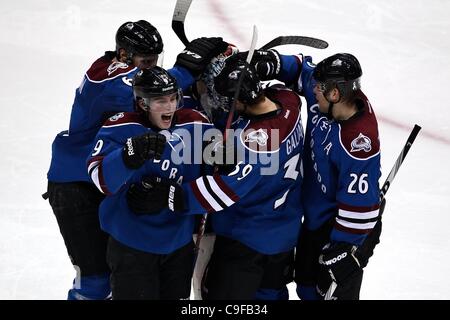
[47,51,194,183]
[87,108,212,254]
[180,86,304,255]
[280,54,381,246]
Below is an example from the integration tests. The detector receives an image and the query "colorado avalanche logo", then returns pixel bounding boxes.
[350,133,372,152]
[109,112,124,122]
[332,59,343,67]
[244,129,269,146]
[107,62,129,76]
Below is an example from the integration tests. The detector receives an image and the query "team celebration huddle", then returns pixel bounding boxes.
[44,1,386,300]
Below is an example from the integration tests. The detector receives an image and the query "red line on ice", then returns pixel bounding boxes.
[208,0,247,46]
[377,114,450,146]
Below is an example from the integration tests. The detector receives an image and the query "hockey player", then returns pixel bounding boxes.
[248,50,382,300]
[130,56,305,300]
[87,67,213,299]
[45,17,227,300]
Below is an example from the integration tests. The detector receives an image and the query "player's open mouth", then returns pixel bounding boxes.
[161,113,173,123]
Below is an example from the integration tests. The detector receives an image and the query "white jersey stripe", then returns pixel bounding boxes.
[196,178,223,211]
[338,208,379,220]
[102,122,143,129]
[90,166,105,194]
[336,218,377,230]
[206,176,235,207]
[88,160,100,174]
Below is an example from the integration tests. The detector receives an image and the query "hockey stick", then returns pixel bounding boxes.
[172,0,193,46]
[224,25,259,139]
[193,25,259,265]
[379,124,421,202]
[172,0,328,51]
[260,35,328,50]
[325,124,422,300]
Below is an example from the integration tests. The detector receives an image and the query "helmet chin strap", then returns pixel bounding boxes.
[327,100,335,119]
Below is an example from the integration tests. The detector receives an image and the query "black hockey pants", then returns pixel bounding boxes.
[47,181,109,276]
[106,237,195,300]
[204,235,294,300]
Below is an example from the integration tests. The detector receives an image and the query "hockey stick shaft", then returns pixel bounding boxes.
[172,0,193,46]
[224,25,259,141]
[380,124,421,201]
[260,35,328,50]
[193,25,259,263]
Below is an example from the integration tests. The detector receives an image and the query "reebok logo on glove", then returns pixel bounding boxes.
[168,185,176,211]
[126,138,134,156]
[181,50,201,59]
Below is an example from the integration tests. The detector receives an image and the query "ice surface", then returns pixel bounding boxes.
[1,0,449,299]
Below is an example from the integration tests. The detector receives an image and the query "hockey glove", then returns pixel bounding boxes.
[316,242,363,300]
[122,132,166,169]
[351,198,385,268]
[176,37,229,77]
[239,49,282,81]
[126,176,185,215]
[203,139,237,175]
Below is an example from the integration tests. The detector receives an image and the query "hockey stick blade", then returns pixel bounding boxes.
[172,0,193,46]
[260,35,328,50]
[380,124,421,201]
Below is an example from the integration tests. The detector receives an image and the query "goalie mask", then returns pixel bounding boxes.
[199,45,239,121]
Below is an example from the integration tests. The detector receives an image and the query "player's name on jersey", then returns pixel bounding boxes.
[286,121,304,156]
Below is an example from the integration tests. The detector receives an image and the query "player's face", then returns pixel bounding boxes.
[314,81,331,113]
[133,53,159,69]
[146,92,178,129]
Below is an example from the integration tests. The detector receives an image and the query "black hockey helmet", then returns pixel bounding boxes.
[116,20,163,62]
[213,55,263,106]
[313,53,362,98]
[133,67,182,111]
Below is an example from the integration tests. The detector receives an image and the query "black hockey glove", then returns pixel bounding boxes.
[204,139,237,175]
[126,176,185,215]
[176,37,229,77]
[357,219,382,268]
[122,132,166,169]
[356,198,385,268]
[316,242,364,300]
[239,49,282,81]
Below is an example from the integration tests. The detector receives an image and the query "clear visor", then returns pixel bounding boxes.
[139,89,182,113]
[132,53,160,69]
[315,78,361,94]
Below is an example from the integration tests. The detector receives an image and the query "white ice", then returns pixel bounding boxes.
[1,0,449,299]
